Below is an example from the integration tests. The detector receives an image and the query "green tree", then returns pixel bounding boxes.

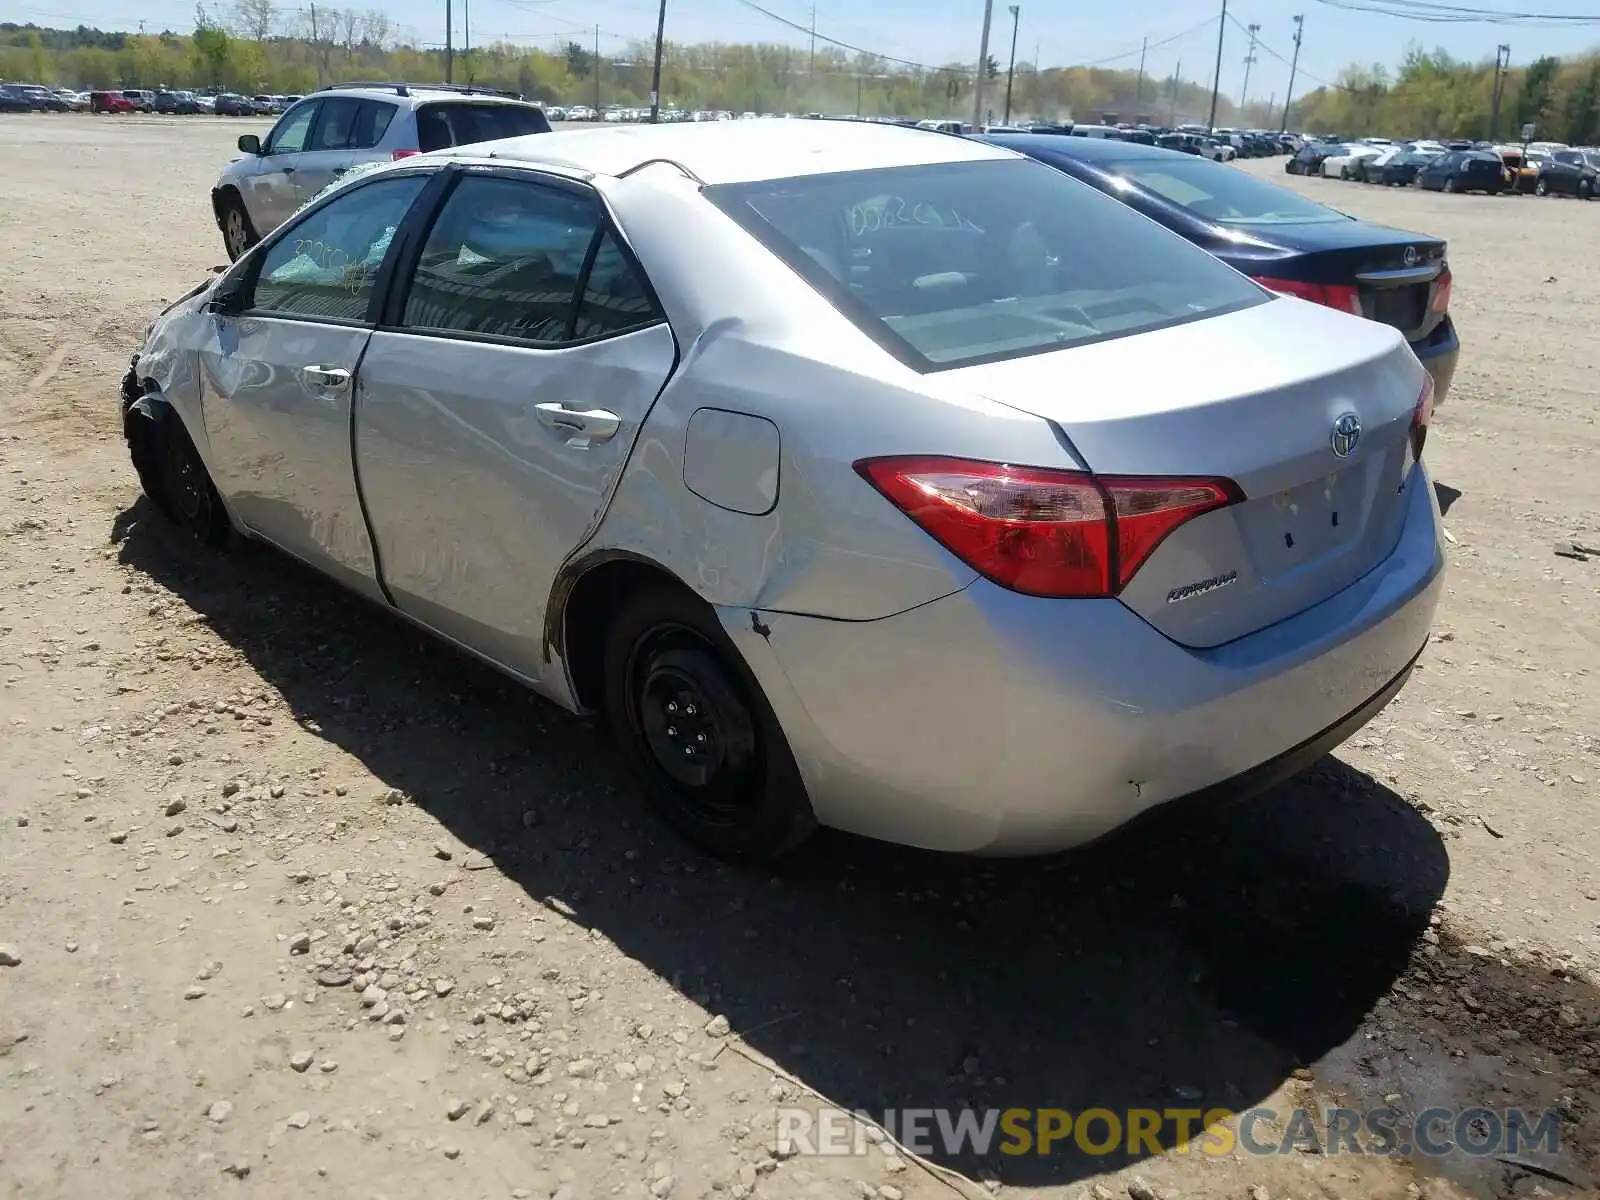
[1515,54,1560,133]
[192,4,232,87]
[1560,59,1600,145]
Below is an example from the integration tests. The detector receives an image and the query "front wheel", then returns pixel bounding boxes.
[1442,176,1457,193]
[125,399,232,545]
[602,587,816,862]
[1535,177,1549,197]
[1581,179,1594,200]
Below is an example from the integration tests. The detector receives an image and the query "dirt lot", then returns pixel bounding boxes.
[1,116,1598,1200]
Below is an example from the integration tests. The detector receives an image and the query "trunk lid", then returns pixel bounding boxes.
[933,297,1426,648]
[1237,219,1448,344]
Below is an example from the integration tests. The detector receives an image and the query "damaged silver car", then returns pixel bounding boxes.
[124,120,1443,862]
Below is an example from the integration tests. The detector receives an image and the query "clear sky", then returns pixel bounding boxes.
[9,0,1600,104]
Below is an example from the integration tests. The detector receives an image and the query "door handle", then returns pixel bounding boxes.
[303,365,350,390]
[534,403,620,444]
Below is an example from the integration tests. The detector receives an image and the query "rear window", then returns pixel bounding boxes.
[415,102,552,152]
[1103,155,1349,226]
[705,158,1264,373]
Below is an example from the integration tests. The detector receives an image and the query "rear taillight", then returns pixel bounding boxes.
[853,456,1241,599]
[391,148,420,160]
[1252,275,1364,316]
[1429,265,1452,315]
[1402,374,1435,480]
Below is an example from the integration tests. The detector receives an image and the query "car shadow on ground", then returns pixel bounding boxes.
[114,501,1453,1188]
[1434,480,1462,517]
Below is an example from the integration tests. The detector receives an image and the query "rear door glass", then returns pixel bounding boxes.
[415,102,552,152]
[309,98,363,151]
[353,100,396,148]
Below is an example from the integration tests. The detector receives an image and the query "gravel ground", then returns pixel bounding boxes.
[1,116,1598,1200]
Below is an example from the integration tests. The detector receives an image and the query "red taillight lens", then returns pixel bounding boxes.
[853,456,1240,598]
[391,148,420,160]
[1429,265,1452,315]
[1412,372,1434,460]
[1253,275,1364,316]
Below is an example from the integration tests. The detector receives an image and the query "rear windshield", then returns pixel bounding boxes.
[416,102,552,152]
[705,158,1264,373]
[1103,155,1350,226]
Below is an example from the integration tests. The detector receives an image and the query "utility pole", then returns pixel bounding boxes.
[1239,22,1259,117]
[972,0,994,130]
[1169,58,1181,124]
[1206,0,1226,131]
[444,0,453,83]
[808,4,816,78]
[463,0,472,84]
[1003,5,1020,124]
[648,0,667,122]
[1134,36,1146,105]
[1280,14,1302,132]
[593,25,600,113]
[1489,43,1511,140]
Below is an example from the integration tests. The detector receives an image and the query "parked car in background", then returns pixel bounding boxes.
[126,119,1442,862]
[121,89,156,112]
[980,132,1460,405]
[1285,140,1346,175]
[214,93,254,116]
[1374,149,1442,186]
[154,89,203,115]
[0,84,32,113]
[91,90,136,114]
[1417,149,1508,194]
[1346,146,1402,182]
[212,82,553,259]
[1534,148,1599,197]
[1320,144,1387,179]
[11,83,69,111]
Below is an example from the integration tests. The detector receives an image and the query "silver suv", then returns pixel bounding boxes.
[211,82,551,260]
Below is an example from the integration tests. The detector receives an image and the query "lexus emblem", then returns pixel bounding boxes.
[1403,245,1419,267]
[1331,412,1362,458]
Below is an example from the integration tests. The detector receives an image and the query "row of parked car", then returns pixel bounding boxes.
[125,89,1450,861]
[1290,135,1600,197]
[0,84,305,115]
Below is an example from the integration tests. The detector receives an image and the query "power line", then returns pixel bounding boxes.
[1310,0,1600,23]
[729,0,971,72]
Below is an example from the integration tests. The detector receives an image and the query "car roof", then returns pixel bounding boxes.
[978,131,1185,167]
[473,118,1013,185]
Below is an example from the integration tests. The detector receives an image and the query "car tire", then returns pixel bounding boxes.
[601,584,817,863]
[1535,178,1549,196]
[1581,179,1594,200]
[218,192,259,261]
[1442,176,1456,193]
[125,400,232,546]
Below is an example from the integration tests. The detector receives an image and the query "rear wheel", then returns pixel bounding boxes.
[1442,176,1457,193]
[1535,177,1549,197]
[601,586,816,862]
[1581,178,1594,200]
[218,192,258,261]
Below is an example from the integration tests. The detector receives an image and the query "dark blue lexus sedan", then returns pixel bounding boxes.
[977,133,1460,404]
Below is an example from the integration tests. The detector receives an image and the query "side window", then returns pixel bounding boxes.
[266,101,318,154]
[251,174,429,321]
[401,175,599,344]
[309,98,362,151]
[353,100,396,149]
[574,230,664,340]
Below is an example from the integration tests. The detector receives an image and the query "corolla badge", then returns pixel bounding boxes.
[1403,245,1419,267]
[1331,412,1362,458]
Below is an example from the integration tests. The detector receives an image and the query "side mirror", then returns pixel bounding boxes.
[238,133,262,155]
[208,276,248,316]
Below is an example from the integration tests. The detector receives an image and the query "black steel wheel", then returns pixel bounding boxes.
[153,409,231,545]
[602,586,815,862]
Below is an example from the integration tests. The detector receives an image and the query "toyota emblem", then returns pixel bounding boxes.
[1331,412,1362,458]
[1403,245,1419,267]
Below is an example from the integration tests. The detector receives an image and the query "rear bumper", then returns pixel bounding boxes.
[727,465,1445,855]
[1409,314,1459,406]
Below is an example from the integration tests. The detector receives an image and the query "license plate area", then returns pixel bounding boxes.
[1235,468,1369,579]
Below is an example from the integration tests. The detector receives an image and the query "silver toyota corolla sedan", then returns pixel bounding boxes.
[122,119,1444,861]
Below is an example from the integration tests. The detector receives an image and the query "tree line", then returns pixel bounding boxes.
[1,8,1596,141]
